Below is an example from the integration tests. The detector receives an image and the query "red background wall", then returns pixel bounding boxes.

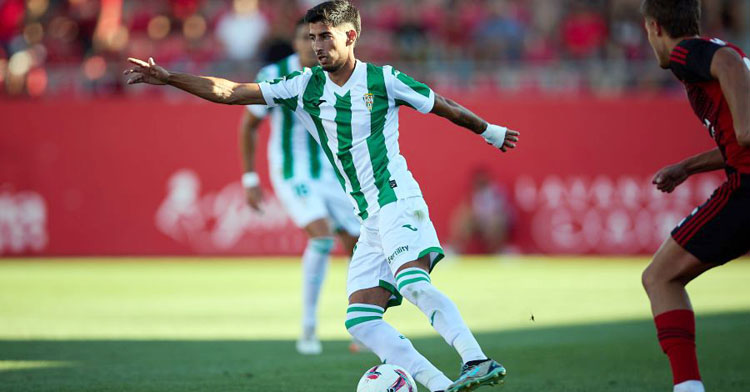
[0,95,722,256]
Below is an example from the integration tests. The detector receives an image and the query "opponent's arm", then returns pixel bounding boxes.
[711,48,750,147]
[239,110,265,211]
[652,148,725,193]
[431,94,519,152]
[124,57,266,105]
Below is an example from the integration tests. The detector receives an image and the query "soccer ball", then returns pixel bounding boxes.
[357,364,417,392]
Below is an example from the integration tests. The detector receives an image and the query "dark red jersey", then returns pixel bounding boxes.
[669,37,750,173]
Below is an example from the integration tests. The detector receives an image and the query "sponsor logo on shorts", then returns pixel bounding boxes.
[387,245,409,264]
[402,224,418,232]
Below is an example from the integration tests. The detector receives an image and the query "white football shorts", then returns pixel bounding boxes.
[346,197,445,307]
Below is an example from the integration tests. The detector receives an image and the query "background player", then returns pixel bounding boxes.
[239,18,361,356]
[640,1,750,391]
[124,1,520,390]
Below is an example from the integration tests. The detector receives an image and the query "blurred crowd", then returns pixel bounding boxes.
[0,0,748,98]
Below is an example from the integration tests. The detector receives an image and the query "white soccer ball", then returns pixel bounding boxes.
[357,364,418,392]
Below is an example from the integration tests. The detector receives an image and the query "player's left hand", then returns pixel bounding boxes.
[652,163,689,193]
[481,124,519,153]
[124,57,169,85]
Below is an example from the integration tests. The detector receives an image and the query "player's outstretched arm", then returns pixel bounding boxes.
[711,48,750,147]
[430,94,519,152]
[124,57,266,105]
[652,148,725,193]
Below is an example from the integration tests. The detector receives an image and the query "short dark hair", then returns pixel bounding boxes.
[641,0,701,38]
[304,1,361,37]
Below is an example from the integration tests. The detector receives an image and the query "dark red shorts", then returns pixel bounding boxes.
[671,170,750,264]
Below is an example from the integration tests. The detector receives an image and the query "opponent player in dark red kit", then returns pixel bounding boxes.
[640,1,750,391]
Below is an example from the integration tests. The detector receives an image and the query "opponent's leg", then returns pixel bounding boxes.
[296,219,335,355]
[642,237,719,392]
[396,257,504,391]
[347,287,453,392]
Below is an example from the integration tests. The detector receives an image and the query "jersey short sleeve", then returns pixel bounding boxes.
[385,66,435,114]
[258,69,310,112]
[246,64,278,118]
[669,38,724,83]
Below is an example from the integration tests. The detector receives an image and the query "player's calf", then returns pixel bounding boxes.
[396,267,487,365]
[642,238,715,391]
[345,303,452,392]
[297,236,334,355]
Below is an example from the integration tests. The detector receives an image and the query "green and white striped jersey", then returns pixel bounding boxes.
[259,60,435,220]
[247,54,328,182]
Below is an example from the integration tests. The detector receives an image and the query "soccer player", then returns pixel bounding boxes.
[239,18,361,356]
[124,1,519,391]
[640,1,750,391]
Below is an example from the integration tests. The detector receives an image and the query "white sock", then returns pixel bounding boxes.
[397,268,487,364]
[674,380,705,392]
[300,237,333,338]
[346,304,452,392]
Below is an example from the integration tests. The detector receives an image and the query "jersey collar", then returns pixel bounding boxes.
[325,59,365,93]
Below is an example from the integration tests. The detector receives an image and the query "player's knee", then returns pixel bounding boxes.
[641,266,657,293]
[396,267,436,305]
[305,219,333,238]
[345,303,385,338]
[399,280,432,304]
[642,258,683,294]
[307,236,335,255]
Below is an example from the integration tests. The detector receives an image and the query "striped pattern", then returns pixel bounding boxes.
[277,58,294,179]
[657,327,695,343]
[334,91,370,217]
[673,172,741,246]
[307,132,321,178]
[309,237,334,253]
[303,68,349,193]
[366,63,398,207]
[395,268,431,291]
[671,46,688,65]
[258,60,434,220]
[345,303,384,329]
[251,54,327,182]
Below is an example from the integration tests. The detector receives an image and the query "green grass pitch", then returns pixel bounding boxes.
[0,257,748,391]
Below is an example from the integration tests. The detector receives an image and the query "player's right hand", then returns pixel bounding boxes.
[652,163,689,193]
[245,186,263,212]
[481,124,520,153]
[124,57,169,85]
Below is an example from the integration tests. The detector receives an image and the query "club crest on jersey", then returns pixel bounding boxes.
[363,93,374,112]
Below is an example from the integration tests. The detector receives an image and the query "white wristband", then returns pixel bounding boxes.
[481,124,508,149]
[242,172,260,188]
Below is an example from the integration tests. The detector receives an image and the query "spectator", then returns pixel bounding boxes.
[216,0,268,62]
[449,167,517,255]
[1,0,747,97]
[561,0,608,58]
[474,0,527,61]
